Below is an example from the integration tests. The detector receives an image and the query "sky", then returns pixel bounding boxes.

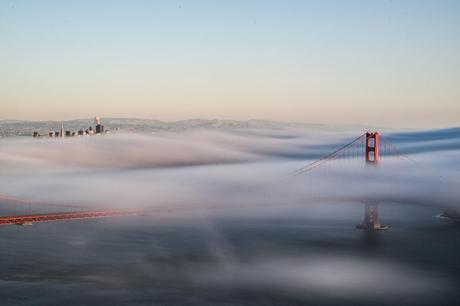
[0,0,459,127]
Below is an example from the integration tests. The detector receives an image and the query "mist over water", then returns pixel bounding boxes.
[0,127,459,305]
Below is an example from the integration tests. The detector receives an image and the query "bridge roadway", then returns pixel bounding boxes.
[0,208,178,226]
[0,210,138,225]
[0,196,366,226]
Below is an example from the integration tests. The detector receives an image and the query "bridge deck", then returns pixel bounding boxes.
[0,210,142,225]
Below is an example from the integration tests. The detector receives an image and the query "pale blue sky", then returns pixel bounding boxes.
[1,0,459,127]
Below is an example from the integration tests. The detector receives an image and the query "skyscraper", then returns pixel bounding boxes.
[96,124,104,134]
[94,115,104,134]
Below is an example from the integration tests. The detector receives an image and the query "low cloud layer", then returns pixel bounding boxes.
[0,127,458,210]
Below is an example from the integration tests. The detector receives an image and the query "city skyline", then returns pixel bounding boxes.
[1,1,459,127]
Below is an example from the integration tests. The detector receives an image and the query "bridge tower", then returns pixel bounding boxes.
[365,132,379,164]
[357,132,388,230]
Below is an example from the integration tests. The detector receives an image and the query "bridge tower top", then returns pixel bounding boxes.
[365,132,379,164]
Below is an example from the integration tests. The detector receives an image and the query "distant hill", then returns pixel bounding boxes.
[0,118,379,137]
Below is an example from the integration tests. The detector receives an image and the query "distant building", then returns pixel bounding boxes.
[78,129,84,136]
[49,132,55,137]
[65,131,71,137]
[96,124,104,134]
[33,131,38,138]
[60,124,64,138]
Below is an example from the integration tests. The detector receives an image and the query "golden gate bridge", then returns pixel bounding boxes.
[0,132,412,229]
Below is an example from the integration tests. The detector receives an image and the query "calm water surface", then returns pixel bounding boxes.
[0,202,459,306]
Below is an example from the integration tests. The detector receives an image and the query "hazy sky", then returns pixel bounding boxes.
[1,0,459,127]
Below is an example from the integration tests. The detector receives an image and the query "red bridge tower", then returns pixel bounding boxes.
[357,132,388,230]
